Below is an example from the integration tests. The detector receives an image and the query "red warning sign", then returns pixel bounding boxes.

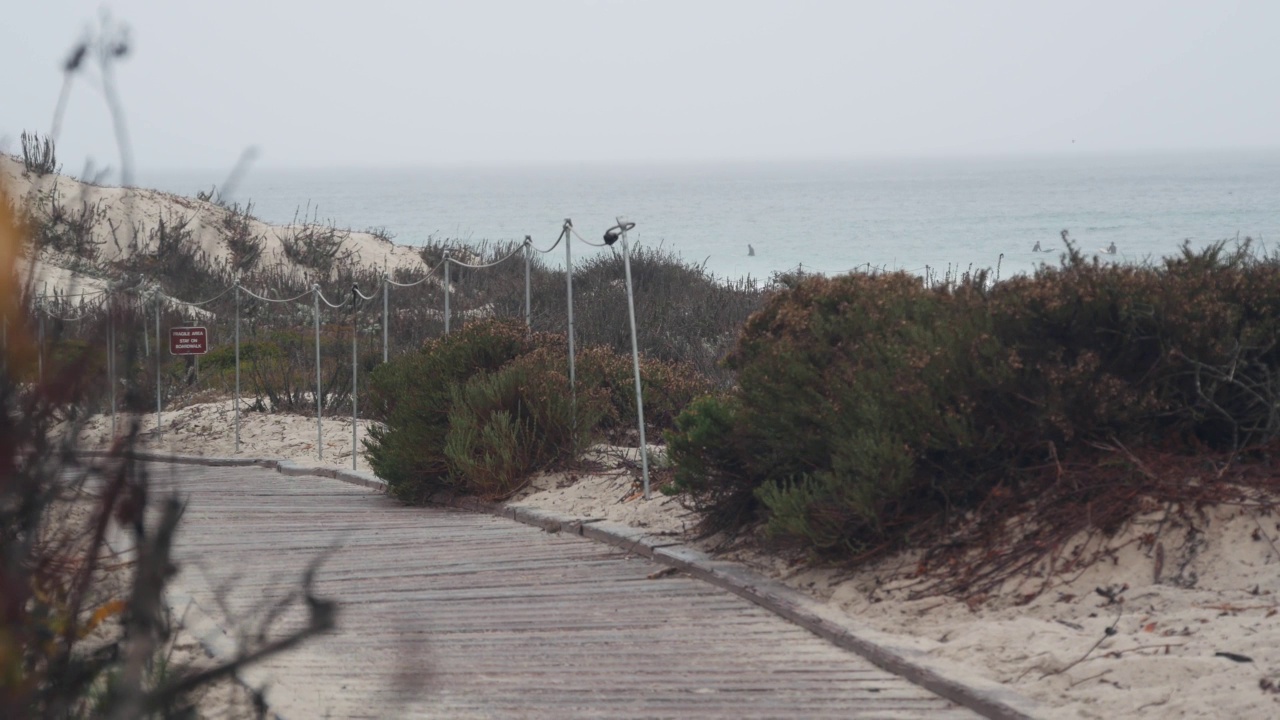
[169,327,208,355]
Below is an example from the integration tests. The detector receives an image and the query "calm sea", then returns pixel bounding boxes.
[142,151,1280,283]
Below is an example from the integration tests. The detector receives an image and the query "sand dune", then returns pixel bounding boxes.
[3,154,429,301]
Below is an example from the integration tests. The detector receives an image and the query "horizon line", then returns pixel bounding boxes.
[135,145,1280,176]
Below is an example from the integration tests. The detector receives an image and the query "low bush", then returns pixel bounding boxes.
[199,339,277,372]
[222,201,264,272]
[664,393,756,529]
[27,183,107,260]
[20,130,58,175]
[366,318,708,501]
[555,245,764,382]
[279,204,354,276]
[667,241,1280,558]
[572,344,711,441]
[364,319,554,500]
[443,345,608,499]
[247,327,360,413]
[113,210,231,303]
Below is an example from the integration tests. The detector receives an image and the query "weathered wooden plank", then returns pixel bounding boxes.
[160,464,977,719]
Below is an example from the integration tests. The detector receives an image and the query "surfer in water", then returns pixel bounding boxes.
[747,244,755,256]
[1033,241,1042,252]
[1102,242,1117,255]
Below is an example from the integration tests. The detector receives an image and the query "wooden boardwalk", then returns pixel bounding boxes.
[157,463,977,719]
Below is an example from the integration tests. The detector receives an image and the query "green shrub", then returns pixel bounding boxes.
[363,319,557,500]
[563,245,764,382]
[443,346,608,499]
[986,241,1280,449]
[246,328,355,413]
[573,345,711,441]
[668,241,1280,556]
[443,408,534,498]
[669,271,1011,550]
[366,317,710,501]
[664,394,756,528]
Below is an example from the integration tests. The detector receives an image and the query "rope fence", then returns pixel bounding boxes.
[30,218,656,495]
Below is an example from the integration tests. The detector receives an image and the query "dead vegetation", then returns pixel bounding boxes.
[899,439,1280,602]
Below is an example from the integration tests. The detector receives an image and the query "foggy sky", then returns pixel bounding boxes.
[3,0,1277,172]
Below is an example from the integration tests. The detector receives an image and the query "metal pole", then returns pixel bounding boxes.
[2,314,8,378]
[443,251,451,334]
[352,285,358,471]
[382,273,389,364]
[314,285,322,461]
[234,283,241,453]
[618,221,651,499]
[524,236,532,328]
[563,220,576,406]
[155,297,161,431]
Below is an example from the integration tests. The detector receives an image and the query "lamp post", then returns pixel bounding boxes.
[603,219,650,500]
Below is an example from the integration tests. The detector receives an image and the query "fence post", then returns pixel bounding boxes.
[155,296,161,431]
[563,220,577,422]
[617,220,651,500]
[234,282,241,453]
[382,273,389,364]
[443,251,452,334]
[351,284,358,471]
[314,285,322,461]
[524,236,532,328]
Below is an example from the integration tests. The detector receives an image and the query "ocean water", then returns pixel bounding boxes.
[143,151,1280,282]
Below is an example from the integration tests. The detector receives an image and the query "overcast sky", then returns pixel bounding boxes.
[3,0,1277,172]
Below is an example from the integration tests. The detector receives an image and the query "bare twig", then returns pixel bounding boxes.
[1039,604,1124,679]
[1067,669,1112,689]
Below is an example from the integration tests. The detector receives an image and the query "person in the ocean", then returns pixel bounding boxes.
[1033,241,1042,252]
[747,244,755,256]
[1106,242,1117,254]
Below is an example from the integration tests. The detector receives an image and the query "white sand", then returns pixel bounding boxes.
[724,505,1280,719]
[507,444,698,536]
[73,398,377,474]
[2,154,429,299]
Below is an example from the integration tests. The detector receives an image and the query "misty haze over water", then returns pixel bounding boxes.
[144,150,1280,282]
